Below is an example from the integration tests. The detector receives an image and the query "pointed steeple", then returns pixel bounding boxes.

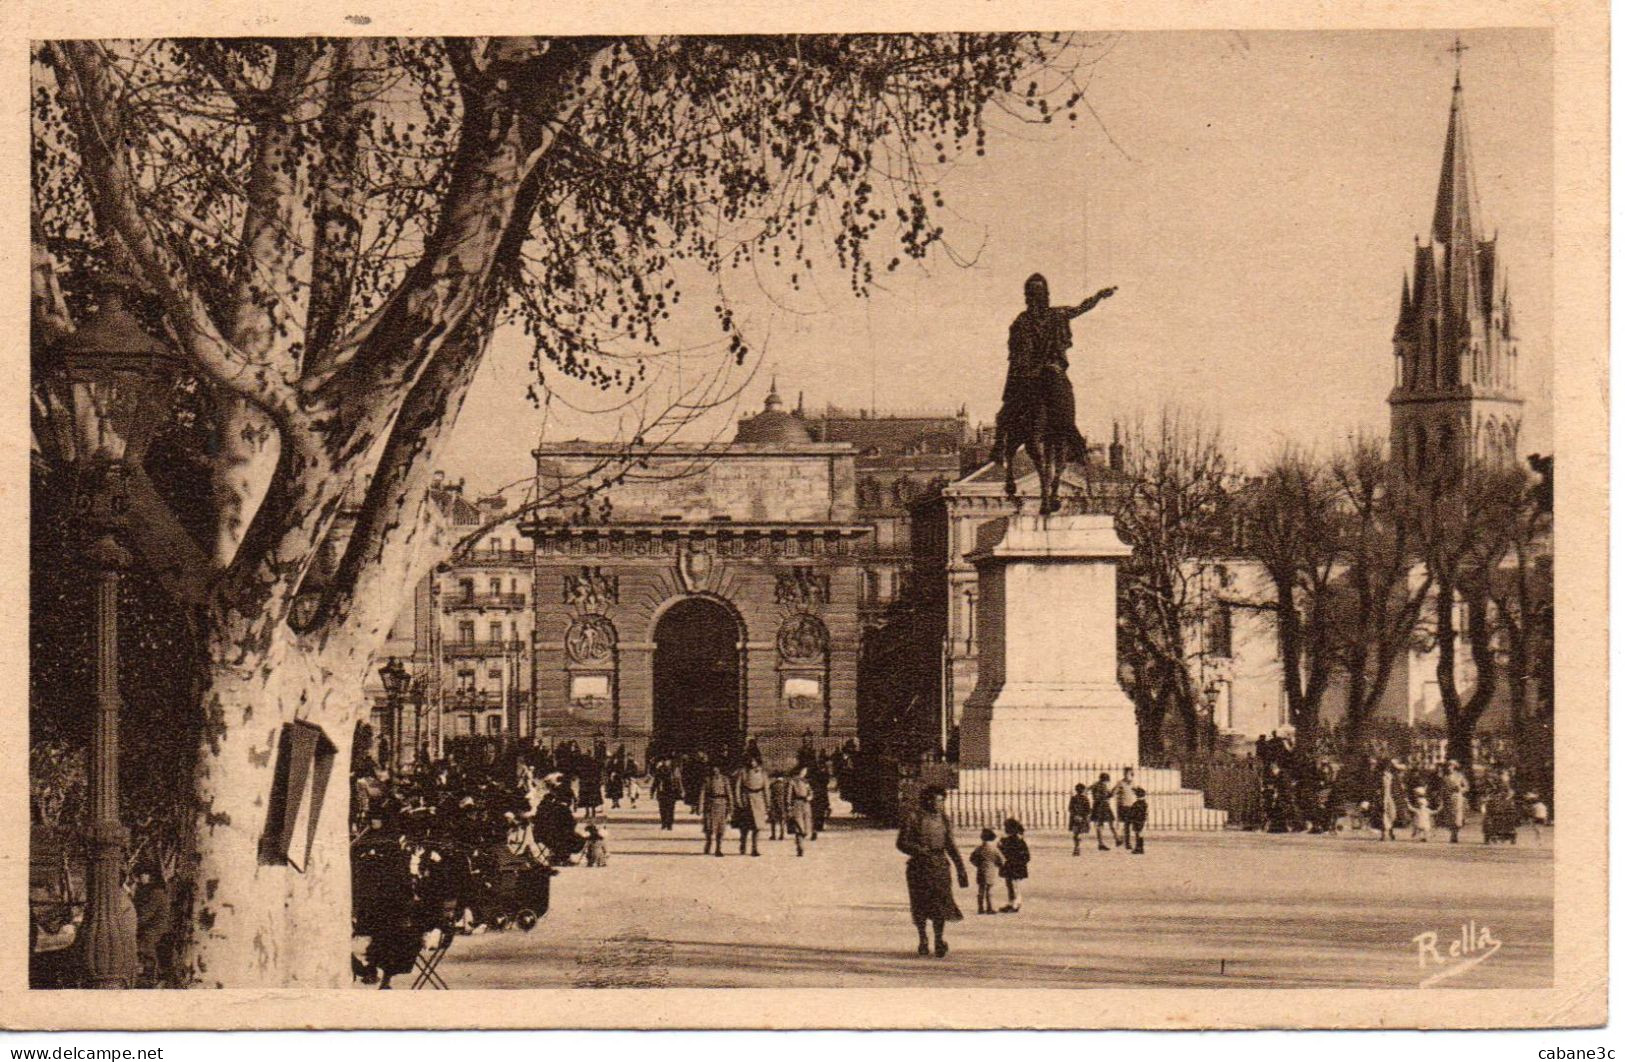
[1394,271,1413,339]
[764,374,783,412]
[1429,62,1486,344]
[1389,40,1524,479]
[1434,39,1475,241]
[1431,73,1478,246]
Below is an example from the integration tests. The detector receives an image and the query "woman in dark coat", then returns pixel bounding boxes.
[356,839,421,988]
[577,757,604,820]
[809,754,832,838]
[651,757,683,830]
[535,791,585,865]
[896,786,968,957]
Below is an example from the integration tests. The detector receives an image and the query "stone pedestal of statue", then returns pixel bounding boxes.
[958,514,1139,768]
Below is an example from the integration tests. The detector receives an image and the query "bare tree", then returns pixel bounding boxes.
[32,34,1104,986]
[1409,461,1527,770]
[1489,461,1554,795]
[1114,411,1238,756]
[1237,450,1341,751]
[1325,438,1432,749]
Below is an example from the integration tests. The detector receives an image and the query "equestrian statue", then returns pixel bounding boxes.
[993,273,1116,515]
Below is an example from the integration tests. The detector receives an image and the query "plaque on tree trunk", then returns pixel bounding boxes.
[259,721,337,872]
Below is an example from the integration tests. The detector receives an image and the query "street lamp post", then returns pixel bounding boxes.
[36,281,178,988]
[428,572,444,761]
[407,673,428,769]
[377,657,410,774]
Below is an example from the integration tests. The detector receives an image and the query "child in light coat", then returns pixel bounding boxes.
[584,824,608,867]
[969,828,1004,914]
[1407,787,1435,841]
[1524,793,1549,841]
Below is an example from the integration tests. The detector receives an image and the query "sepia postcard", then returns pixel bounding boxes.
[1,0,1608,1032]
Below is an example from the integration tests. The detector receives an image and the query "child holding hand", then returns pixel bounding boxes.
[997,818,1031,913]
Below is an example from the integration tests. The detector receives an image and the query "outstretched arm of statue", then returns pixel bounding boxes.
[1068,286,1118,318]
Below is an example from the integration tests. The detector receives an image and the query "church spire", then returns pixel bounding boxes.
[1431,64,1478,248]
[1389,43,1523,480]
[1430,52,1485,339]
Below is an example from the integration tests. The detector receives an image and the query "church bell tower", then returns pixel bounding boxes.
[1389,50,1524,480]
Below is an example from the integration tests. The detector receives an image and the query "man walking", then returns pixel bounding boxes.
[701,763,734,857]
[651,756,682,830]
[1112,768,1139,849]
[732,755,769,856]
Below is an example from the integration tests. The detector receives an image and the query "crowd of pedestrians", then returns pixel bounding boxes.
[644,736,851,858]
[346,733,859,984]
[1061,769,1148,855]
[1248,732,1548,843]
[347,736,657,987]
[347,727,1550,981]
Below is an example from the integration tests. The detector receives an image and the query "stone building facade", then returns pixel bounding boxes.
[371,389,984,765]
[800,402,971,625]
[519,395,869,761]
[434,489,534,742]
[362,481,533,766]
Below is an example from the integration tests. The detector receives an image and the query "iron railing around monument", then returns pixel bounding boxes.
[856,757,1251,832]
[1145,755,1264,829]
[940,762,1122,832]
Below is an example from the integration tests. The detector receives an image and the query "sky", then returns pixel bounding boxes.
[441,29,1554,497]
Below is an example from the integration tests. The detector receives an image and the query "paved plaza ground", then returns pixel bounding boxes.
[439,799,1553,990]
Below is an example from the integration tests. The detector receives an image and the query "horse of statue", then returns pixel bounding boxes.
[993,274,1115,515]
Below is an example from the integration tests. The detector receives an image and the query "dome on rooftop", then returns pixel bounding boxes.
[734,378,812,444]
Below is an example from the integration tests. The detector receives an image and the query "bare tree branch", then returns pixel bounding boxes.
[172,39,265,111]
[301,37,609,404]
[50,41,299,420]
[305,38,381,360]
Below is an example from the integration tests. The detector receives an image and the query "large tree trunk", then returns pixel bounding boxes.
[1342,659,1371,752]
[185,644,366,988]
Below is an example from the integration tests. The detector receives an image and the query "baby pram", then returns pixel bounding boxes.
[1481,792,1521,844]
[468,846,554,931]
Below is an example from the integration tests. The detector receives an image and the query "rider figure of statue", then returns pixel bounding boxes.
[995,273,1116,513]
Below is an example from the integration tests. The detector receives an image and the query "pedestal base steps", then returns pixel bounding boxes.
[943,764,1230,833]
